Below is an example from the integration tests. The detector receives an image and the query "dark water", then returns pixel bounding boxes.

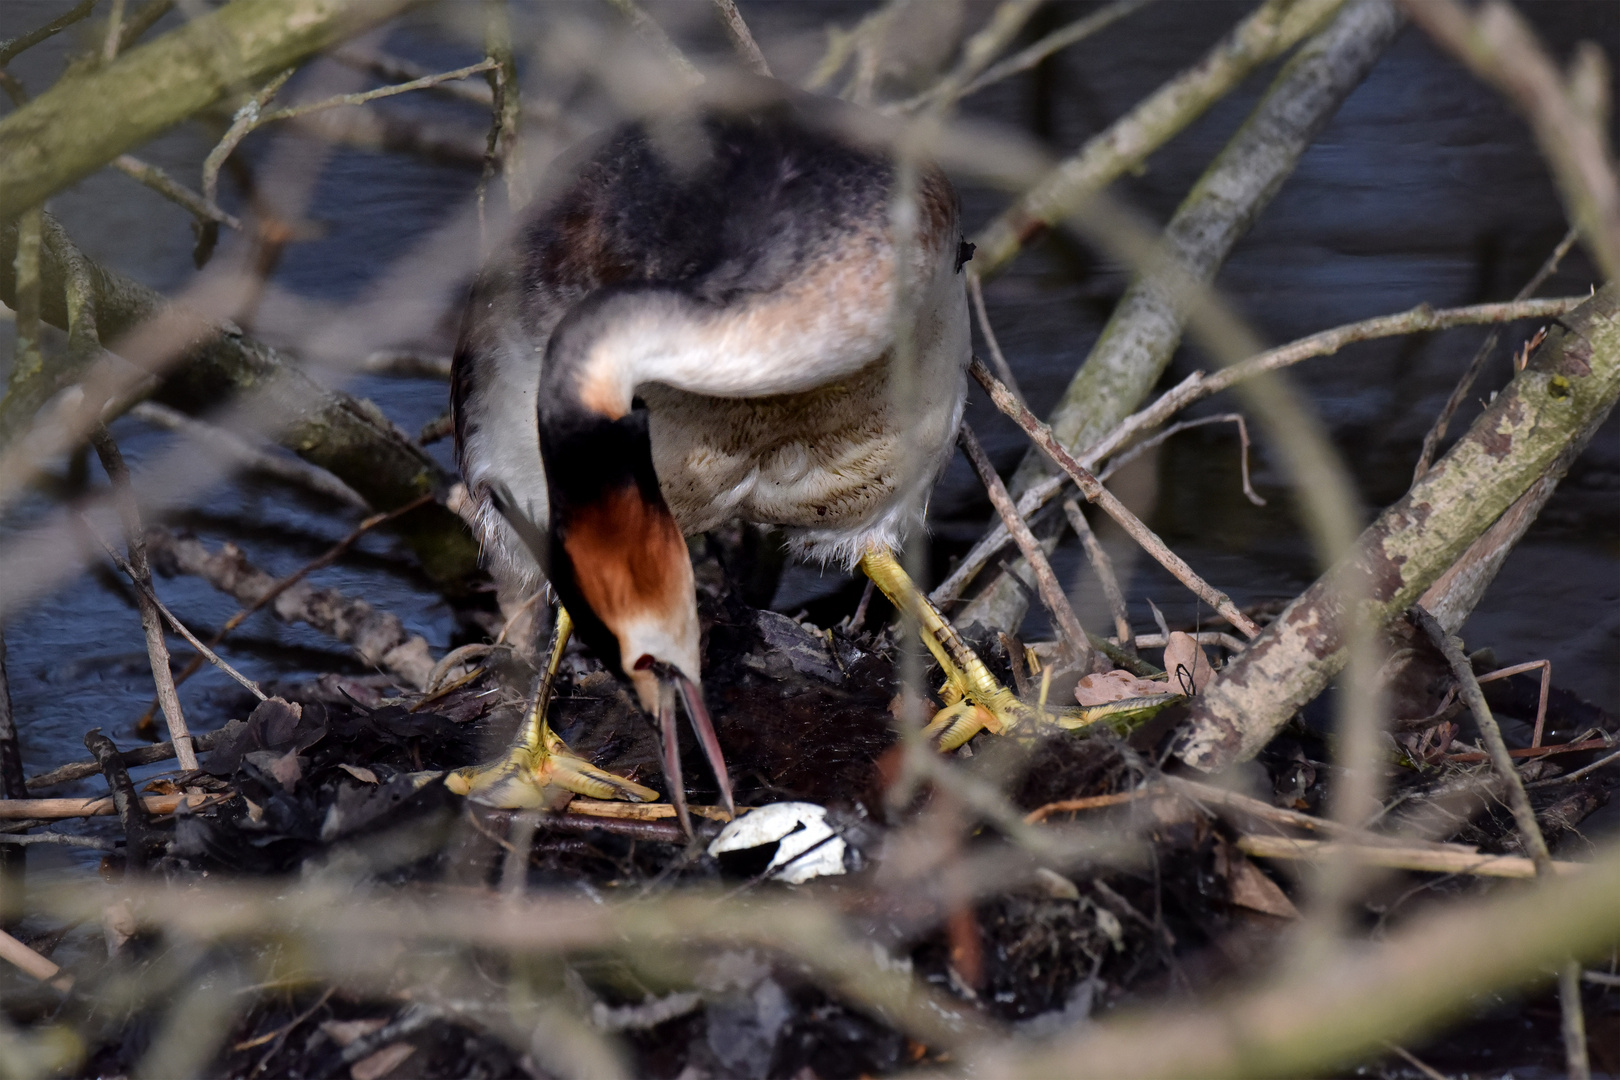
[1,1,1616,833]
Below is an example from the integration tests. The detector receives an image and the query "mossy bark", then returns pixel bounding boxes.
[0,0,421,222]
[1178,284,1620,773]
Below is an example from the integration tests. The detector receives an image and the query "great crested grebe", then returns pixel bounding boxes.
[446,93,1038,831]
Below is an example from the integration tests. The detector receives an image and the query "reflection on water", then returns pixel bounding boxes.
[1,1,1615,819]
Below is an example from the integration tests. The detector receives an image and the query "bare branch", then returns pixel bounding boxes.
[971,358,1262,639]
[88,427,200,771]
[711,0,772,76]
[112,153,241,229]
[0,0,97,68]
[1091,295,1586,471]
[1179,285,1620,773]
[960,424,1093,669]
[1062,499,1133,651]
[965,0,1399,632]
[895,0,1044,115]
[967,271,1024,403]
[601,0,702,84]
[1412,604,1591,1080]
[131,400,366,507]
[955,0,1151,102]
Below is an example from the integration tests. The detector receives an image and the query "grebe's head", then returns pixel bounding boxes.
[524,289,714,722]
[536,401,702,716]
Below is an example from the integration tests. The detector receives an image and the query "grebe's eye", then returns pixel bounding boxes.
[955,238,975,273]
[634,653,657,671]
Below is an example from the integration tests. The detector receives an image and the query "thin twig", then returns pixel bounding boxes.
[201,68,296,214]
[1062,499,1133,651]
[1401,0,1620,282]
[1476,659,1552,748]
[113,0,174,56]
[1024,789,1149,823]
[0,0,97,67]
[710,0,771,76]
[1091,296,1587,473]
[1128,631,1247,653]
[1411,607,1551,869]
[147,492,431,713]
[971,358,1261,638]
[88,525,267,702]
[0,793,223,820]
[935,296,1587,609]
[89,427,201,769]
[972,0,1345,273]
[895,0,1044,115]
[601,0,703,83]
[959,424,1092,668]
[25,731,220,792]
[259,60,498,128]
[931,472,1067,608]
[490,3,526,193]
[1236,834,1579,880]
[0,832,115,851]
[111,155,242,230]
[967,271,1024,404]
[1413,228,1580,481]
[1097,412,1265,506]
[1412,603,1590,1080]
[101,0,127,61]
[132,401,365,507]
[1444,736,1614,765]
[1526,746,1620,791]
[955,0,1151,102]
[85,728,157,869]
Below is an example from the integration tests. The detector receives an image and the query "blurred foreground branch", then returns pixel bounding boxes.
[931,294,1585,610]
[1178,283,1620,773]
[963,0,1400,632]
[1401,0,1619,282]
[145,527,437,691]
[970,0,1345,275]
[965,836,1620,1078]
[0,218,479,589]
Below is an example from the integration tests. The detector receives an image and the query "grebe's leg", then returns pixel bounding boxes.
[858,547,1042,751]
[447,606,658,808]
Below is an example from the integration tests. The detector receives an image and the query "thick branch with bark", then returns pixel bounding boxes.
[0,0,422,221]
[962,0,1401,632]
[1178,284,1620,773]
[0,219,479,590]
[145,528,436,691]
[970,0,1346,275]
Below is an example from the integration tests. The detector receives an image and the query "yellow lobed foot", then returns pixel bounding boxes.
[447,725,658,809]
[860,546,1045,752]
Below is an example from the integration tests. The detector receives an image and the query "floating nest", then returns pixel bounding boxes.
[10,558,1609,1080]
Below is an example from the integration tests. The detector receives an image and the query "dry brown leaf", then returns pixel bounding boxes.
[350,1042,415,1080]
[339,763,379,784]
[1217,841,1299,919]
[1074,669,1175,706]
[1163,631,1215,694]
